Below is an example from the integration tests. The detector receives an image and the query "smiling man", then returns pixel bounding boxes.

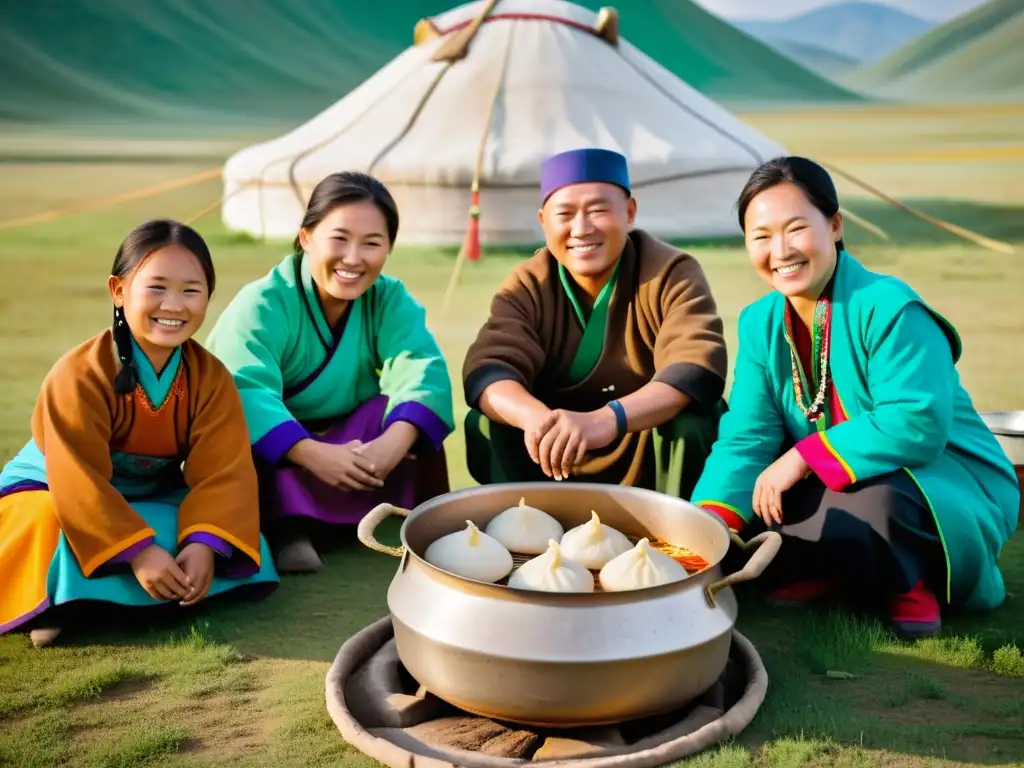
[461,148,728,495]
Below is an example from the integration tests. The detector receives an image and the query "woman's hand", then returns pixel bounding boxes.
[175,543,215,607]
[353,422,419,482]
[131,544,192,601]
[752,447,810,525]
[295,439,384,491]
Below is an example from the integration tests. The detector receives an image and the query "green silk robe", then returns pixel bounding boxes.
[205,253,455,465]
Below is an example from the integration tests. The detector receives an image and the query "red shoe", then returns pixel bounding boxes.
[889,580,941,638]
[766,579,836,607]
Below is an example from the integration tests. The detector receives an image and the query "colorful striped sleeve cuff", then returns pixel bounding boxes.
[253,420,311,465]
[796,431,856,491]
[181,532,233,558]
[696,502,747,533]
[107,536,154,566]
[384,401,452,453]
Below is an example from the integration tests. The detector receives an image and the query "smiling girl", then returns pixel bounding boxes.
[691,157,1018,638]
[0,220,279,648]
[205,172,454,572]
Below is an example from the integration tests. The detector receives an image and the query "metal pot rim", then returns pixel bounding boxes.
[982,410,1024,437]
[380,482,734,597]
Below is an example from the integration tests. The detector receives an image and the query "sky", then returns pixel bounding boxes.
[690,0,990,22]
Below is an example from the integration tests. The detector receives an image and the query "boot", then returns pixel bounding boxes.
[275,534,323,573]
[888,580,941,639]
[30,627,62,648]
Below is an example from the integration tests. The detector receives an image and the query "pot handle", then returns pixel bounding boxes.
[704,531,782,608]
[356,503,410,558]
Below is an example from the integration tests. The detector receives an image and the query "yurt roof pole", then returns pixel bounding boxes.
[432,0,499,61]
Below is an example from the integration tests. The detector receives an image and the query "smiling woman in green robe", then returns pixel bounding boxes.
[692,156,1019,639]
[462,148,729,497]
[205,173,455,573]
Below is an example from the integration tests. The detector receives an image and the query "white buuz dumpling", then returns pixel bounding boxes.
[558,510,632,570]
[484,497,564,554]
[508,539,595,593]
[598,538,689,591]
[424,520,513,583]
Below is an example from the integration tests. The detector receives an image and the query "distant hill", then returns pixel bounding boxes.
[571,0,860,105]
[734,2,932,66]
[0,0,859,134]
[749,39,862,77]
[0,0,446,131]
[845,0,1024,99]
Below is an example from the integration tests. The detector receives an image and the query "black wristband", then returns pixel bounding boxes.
[607,399,627,439]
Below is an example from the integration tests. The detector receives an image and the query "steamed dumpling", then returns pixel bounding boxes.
[508,539,594,593]
[484,497,564,554]
[424,520,513,582]
[598,538,689,591]
[558,511,632,570]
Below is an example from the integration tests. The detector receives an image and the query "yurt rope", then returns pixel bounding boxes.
[824,162,1015,255]
[441,16,517,317]
[365,67,453,175]
[0,167,221,232]
[839,206,889,240]
[277,63,456,214]
[0,152,1013,257]
[615,54,766,167]
[367,0,499,176]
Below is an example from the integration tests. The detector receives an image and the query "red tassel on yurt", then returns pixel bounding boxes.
[464,185,481,261]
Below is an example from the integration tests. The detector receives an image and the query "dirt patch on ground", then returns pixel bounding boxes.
[176,693,266,759]
[68,659,273,761]
[92,675,157,703]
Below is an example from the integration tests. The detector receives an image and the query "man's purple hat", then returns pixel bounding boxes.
[540,147,630,203]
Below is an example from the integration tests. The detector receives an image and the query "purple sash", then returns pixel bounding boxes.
[259,396,417,525]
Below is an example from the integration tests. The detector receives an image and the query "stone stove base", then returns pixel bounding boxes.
[326,617,768,767]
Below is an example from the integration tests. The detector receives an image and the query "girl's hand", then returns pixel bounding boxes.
[752,447,809,525]
[176,543,215,607]
[131,544,192,601]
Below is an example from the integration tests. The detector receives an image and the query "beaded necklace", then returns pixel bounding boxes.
[783,284,834,425]
[789,299,830,422]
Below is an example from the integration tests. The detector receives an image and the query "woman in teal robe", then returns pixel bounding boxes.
[205,172,455,573]
[691,157,1019,639]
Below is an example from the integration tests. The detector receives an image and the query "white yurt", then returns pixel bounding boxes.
[221,0,786,246]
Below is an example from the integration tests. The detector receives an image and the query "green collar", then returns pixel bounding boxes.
[130,337,182,408]
[557,258,621,329]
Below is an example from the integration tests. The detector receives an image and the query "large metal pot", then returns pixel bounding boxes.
[357,482,780,728]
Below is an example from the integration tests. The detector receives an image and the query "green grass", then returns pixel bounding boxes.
[1,102,1023,766]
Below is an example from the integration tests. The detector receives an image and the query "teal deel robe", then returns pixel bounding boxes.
[691,252,1019,610]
